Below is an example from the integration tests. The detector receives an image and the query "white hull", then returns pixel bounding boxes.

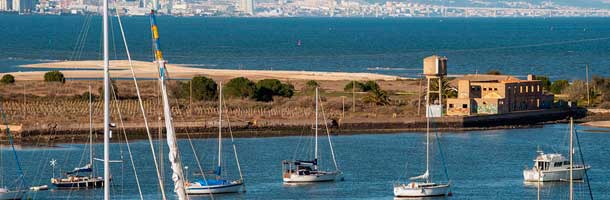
[393,183,450,197]
[523,167,589,182]
[283,171,340,183]
[186,182,243,194]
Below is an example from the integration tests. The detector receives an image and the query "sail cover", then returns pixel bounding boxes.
[410,170,429,181]
[67,163,92,174]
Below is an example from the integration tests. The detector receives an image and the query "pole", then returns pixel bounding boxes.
[89,85,93,169]
[438,77,443,117]
[417,77,422,116]
[536,166,540,200]
[569,117,573,200]
[217,82,223,176]
[352,80,355,113]
[586,64,590,107]
[341,96,345,119]
[425,77,430,183]
[314,87,319,170]
[23,83,26,114]
[102,0,110,196]
[190,79,193,115]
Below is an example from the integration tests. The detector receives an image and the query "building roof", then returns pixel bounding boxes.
[456,74,520,83]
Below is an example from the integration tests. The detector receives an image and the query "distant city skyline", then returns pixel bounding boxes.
[1,0,610,17]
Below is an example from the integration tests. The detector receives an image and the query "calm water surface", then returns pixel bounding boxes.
[1,123,609,199]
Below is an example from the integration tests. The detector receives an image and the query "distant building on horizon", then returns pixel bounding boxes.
[11,0,34,13]
[0,0,12,11]
[239,0,254,15]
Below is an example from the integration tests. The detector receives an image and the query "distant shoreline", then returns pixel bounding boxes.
[7,60,404,81]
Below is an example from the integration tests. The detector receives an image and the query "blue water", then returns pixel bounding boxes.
[1,16,610,80]
[1,124,609,199]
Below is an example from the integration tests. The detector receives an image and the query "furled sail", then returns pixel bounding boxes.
[410,170,429,181]
[67,163,92,174]
[149,10,187,200]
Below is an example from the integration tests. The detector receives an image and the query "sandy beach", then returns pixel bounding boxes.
[8,60,403,81]
[582,121,610,129]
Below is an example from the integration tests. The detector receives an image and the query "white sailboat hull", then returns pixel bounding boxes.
[283,171,340,183]
[393,183,450,197]
[186,182,243,194]
[523,166,589,182]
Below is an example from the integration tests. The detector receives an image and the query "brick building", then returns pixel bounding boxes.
[446,74,554,116]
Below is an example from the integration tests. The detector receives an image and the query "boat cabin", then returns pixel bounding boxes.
[533,152,570,171]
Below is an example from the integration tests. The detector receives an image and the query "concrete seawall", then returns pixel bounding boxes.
[6,108,574,144]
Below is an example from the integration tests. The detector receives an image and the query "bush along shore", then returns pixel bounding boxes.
[0,72,606,144]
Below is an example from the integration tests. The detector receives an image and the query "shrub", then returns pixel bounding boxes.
[362,88,390,106]
[0,74,15,84]
[486,70,502,75]
[344,81,365,92]
[189,76,217,101]
[278,83,295,98]
[361,80,380,92]
[535,76,551,91]
[563,80,587,102]
[253,79,295,101]
[252,87,274,102]
[224,77,256,99]
[550,80,569,94]
[44,71,65,83]
[302,80,320,92]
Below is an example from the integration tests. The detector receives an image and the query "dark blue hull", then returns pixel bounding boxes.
[52,179,104,189]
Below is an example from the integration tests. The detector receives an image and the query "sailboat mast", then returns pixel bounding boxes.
[218,82,223,173]
[570,117,574,200]
[150,10,187,199]
[89,85,93,173]
[314,87,319,170]
[102,0,110,197]
[426,109,430,183]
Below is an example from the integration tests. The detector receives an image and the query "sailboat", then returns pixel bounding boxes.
[185,83,245,194]
[0,102,26,199]
[51,86,105,188]
[393,107,450,197]
[282,87,342,183]
[523,118,591,182]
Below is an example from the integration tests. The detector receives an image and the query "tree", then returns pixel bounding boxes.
[362,88,390,106]
[486,70,502,75]
[550,79,569,94]
[224,77,256,99]
[302,80,319,94]
[563,80,587,102]
[361,80,380,92]
[278,83,295,98]
[344,81,365,92]
[253,79,295,101]
[430,78,457,99]
[592,75,610,102]
[44,71,65,83]
[252,87,274,102]
[535,76,551,91]
[0,74,15,85]
[189,76,217,101]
